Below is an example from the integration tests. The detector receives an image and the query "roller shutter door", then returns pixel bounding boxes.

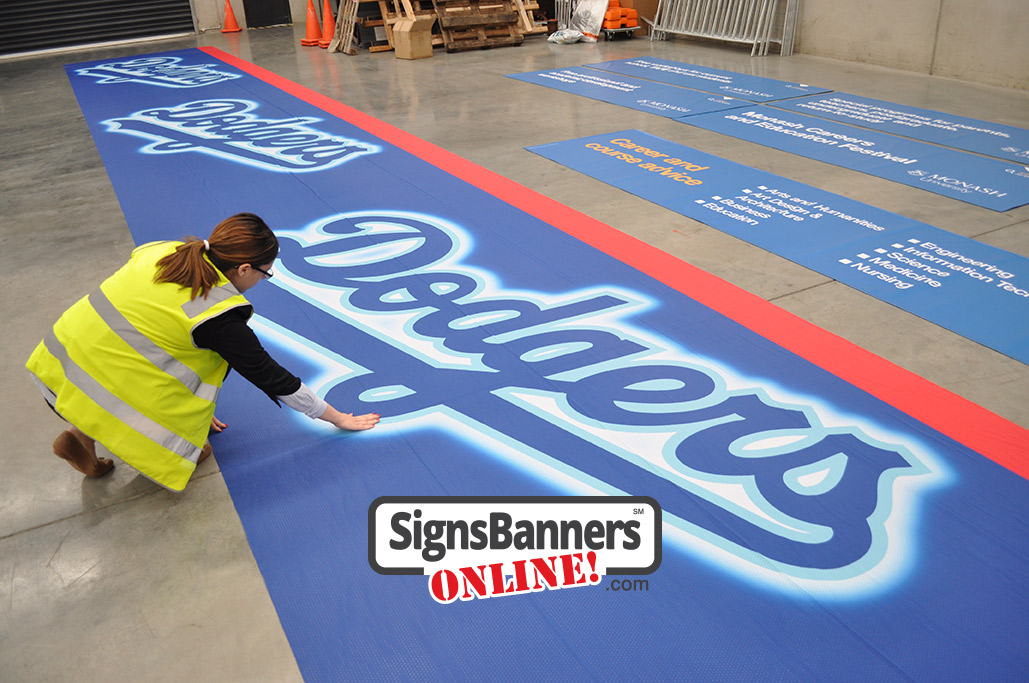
[0,0,195,57]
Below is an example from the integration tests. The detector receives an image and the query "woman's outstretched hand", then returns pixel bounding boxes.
[319,404,380,431]
[332,412,380,431]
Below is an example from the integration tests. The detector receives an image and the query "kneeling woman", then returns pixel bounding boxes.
[27,213,379,491]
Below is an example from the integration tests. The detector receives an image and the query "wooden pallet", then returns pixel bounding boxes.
[330,0,389,53]
[513,0,547,34]
[330,0,444,54]
[431,0,524,51]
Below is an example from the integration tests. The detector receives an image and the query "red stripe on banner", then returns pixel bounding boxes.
[199,46,1029,479]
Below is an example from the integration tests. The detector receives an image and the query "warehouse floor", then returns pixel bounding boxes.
[1,24,1026,681]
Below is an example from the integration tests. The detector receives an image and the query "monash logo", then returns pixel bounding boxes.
[907,170,1008,197]
[720,85,772,99]
[636,99,690,113]
[256,210,948,598]
[76,56,242,88]
[102,99,380,172]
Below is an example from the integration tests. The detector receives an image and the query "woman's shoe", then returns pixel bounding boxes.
[52,431,114,478]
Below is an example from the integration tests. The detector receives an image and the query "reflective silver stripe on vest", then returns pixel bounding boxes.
[180,283,241,318]
[44,332,202,464]
[90,288,220,403]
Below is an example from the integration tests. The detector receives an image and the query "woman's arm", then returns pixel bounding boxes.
[193,308,379,430]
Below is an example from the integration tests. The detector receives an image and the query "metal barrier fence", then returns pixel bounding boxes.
[650,0,798,56]
[555,0,573,29]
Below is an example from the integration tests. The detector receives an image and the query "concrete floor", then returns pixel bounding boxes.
[1,24,1026,682]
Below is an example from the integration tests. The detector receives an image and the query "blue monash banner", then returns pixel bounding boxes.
[683,107,1029,211]
[585,57,831,102]
[529,130,1029,363]
[509,62,1029,211]
[506,66,751,119]
[773,92,1029,165]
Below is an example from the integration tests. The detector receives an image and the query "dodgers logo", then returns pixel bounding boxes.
[102,99,380,172]
[256,211,948,598]
[76,56,242,88]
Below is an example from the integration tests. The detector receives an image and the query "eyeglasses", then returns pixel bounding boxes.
[253,265,274,279]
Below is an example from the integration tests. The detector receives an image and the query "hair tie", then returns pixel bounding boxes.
[202,239,210,252]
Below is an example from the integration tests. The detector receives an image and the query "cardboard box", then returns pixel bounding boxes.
[393,16,435,59]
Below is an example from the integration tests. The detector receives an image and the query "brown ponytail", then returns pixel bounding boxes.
[154,213,279,300]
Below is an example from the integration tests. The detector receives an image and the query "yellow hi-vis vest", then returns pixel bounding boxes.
[26,241,251,491]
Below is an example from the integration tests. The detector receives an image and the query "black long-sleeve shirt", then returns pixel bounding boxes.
[191,306,301,400]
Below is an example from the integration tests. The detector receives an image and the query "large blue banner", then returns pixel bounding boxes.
[585,57,830,102]
[528,129,1029,365]
[506,66,750,118]
[684,106,1029,211]
[773,92,1029,164]
[509,61,1029,211]
[66,49,1029,681]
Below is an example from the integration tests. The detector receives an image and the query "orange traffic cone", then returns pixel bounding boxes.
[318,0,337,48]
[221,0,242,33]
[300,0,322,46]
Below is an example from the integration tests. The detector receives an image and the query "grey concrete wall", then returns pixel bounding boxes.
[193,1,246,30]
[931,0,1029,89]
[796,0,1029,90]
[193,1,306,31]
